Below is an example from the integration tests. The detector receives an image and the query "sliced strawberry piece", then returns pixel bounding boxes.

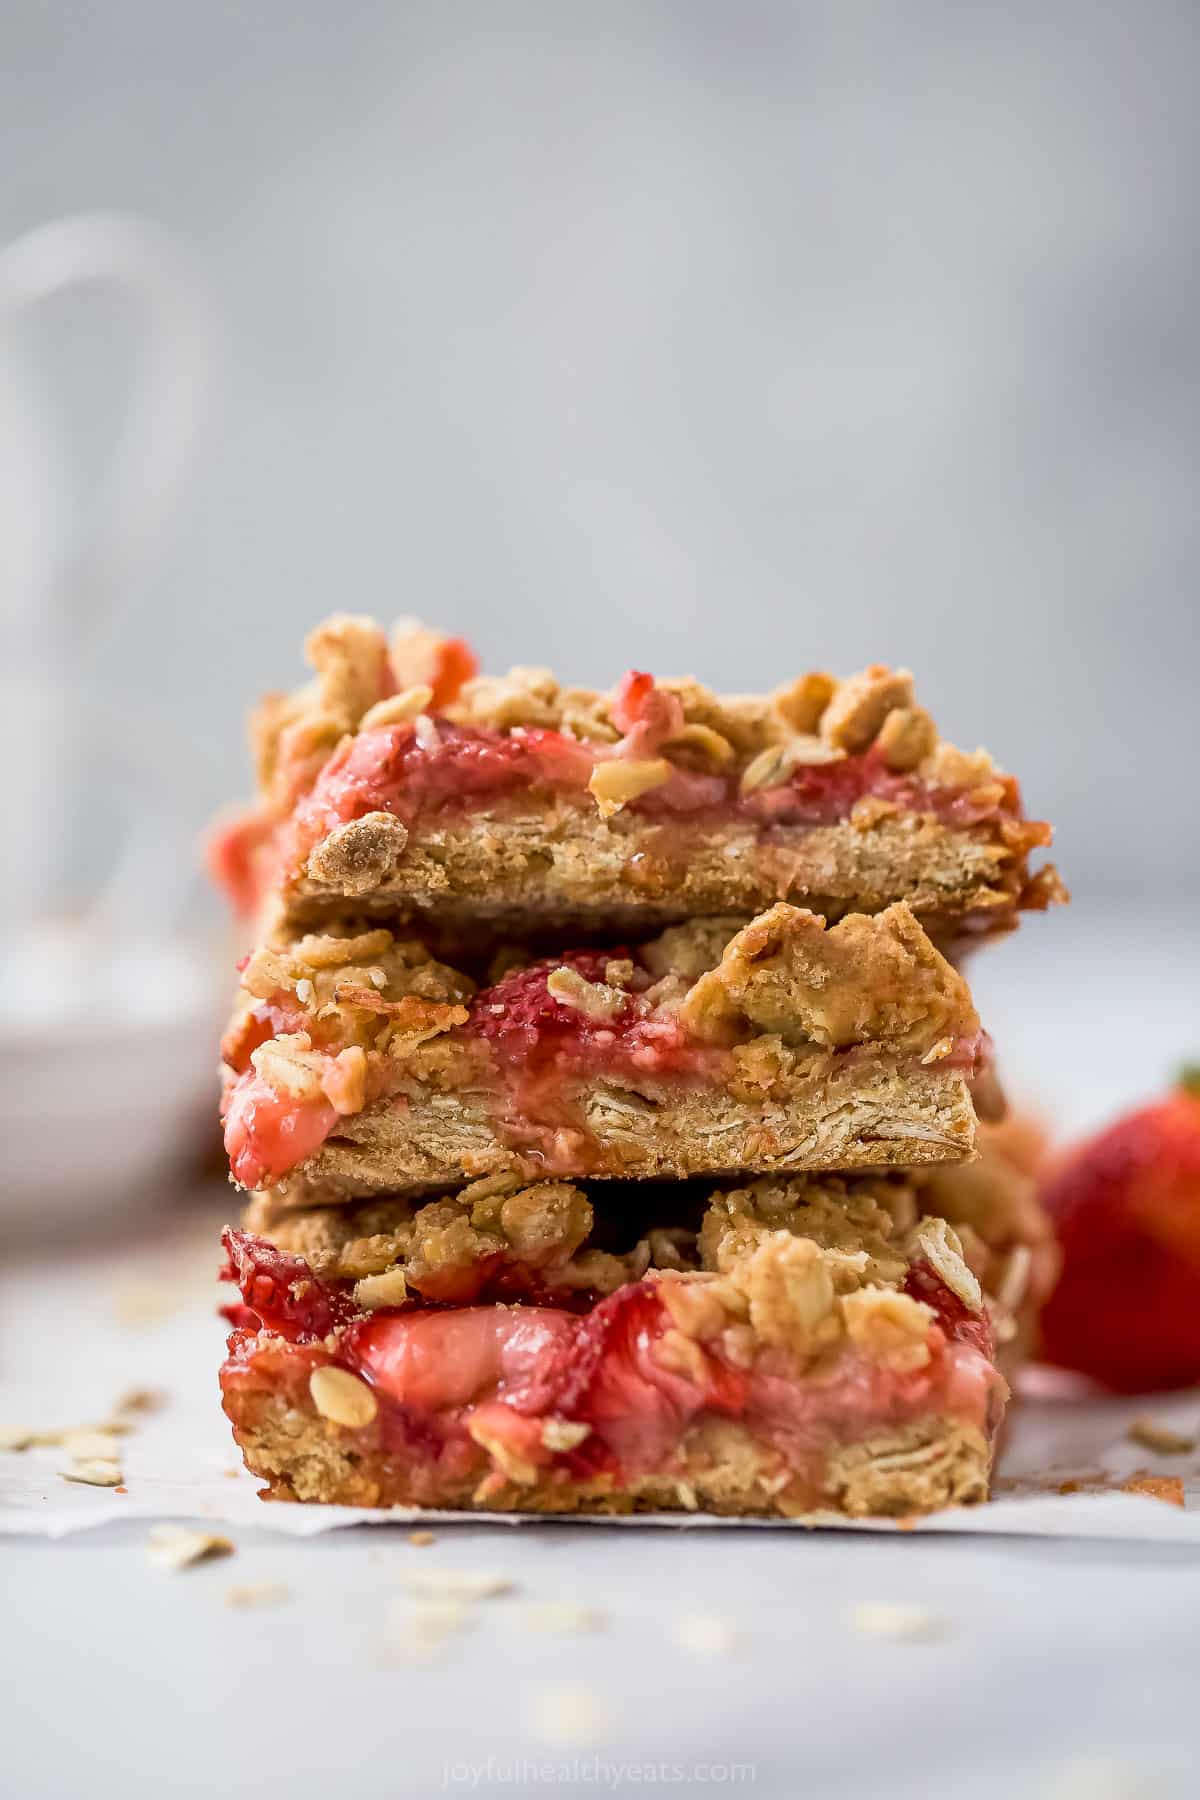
[609,670,685,755]
[221,1228,353,1342]
[350,1306,576,1413]
[222,1069,338,1189]
[550,1280,747,1471]
[467,951,632,1050]
[509,727,595,790]
[428,637,478,710]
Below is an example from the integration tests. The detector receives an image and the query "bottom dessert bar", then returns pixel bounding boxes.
[220,1169,1024,1518]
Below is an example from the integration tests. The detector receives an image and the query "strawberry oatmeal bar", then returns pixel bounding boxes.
[221,901,994,1205]
[220,1172,1009,1515]
[211,612,1063,1518]
[210,616,1062,942]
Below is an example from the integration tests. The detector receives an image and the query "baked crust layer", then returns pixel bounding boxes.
[278,1060,976,1206]
[284,804,1044,942]
[220,1175,1006,1516]
[226,1395,991,1517]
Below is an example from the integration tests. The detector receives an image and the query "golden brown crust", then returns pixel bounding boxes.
[229,1400,991,1516]
[246,1160,1037,1331]
[244,1176,622,1302]
[678,901,977,1052]
[286,803,1045,940]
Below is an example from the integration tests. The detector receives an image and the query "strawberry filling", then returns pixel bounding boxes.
[463,951,713,1079]
[222,1073,339,1191]
[221,1230,1002,1498]
[280,719,1023,878]
[220,1230,356,1341]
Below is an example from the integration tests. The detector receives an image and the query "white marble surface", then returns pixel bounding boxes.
[4,903,1200,1799]
[7,1512,1200,1799]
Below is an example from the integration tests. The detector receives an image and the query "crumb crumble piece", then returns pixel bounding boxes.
[1127,1419,1195,1456]
[401,1569,514,1600]
[146,1527,234,1572]
[1120,1473,1185,1509]
[529,1685,611,1747]
[308,1366,378,1428]
[60,1459,124,1488]
[850,1602,949,1641]
[225,1583,291,1609]
[672,1614,740,1655]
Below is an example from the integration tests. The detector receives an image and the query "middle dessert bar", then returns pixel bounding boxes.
[222,900,991,1203]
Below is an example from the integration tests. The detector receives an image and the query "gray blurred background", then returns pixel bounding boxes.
[5,0,1197,901]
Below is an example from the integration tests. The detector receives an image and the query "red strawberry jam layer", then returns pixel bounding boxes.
[463,950,715,1077]
[281,718,1024,877]
[221,947,725,1189]
[220,1229,1002,1505]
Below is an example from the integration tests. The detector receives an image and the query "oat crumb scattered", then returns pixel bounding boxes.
[382,1596,475,1658]
[408,1530,435,1547]
[111,1281,179,1328]
[672,1614,740,1655]
[522,1603,608,1635]
[146,1527,234,1572]
[115,1387,168,1415]
[60,1459,124,1488]
[529,1685,610,1747]
[225,1582,291,1609]
[1127,1418,1196,1456]
[401,1569,514,1600]
[1120,1473,1185,1509]
[850,1602,949,1641]
[1042,1753,1160,1798]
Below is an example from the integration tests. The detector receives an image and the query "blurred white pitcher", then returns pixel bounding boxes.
[0,216,222,1221]
[0,211,215,931]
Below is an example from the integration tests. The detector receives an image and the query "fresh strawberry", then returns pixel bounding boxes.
[1038,1071,1200,1391]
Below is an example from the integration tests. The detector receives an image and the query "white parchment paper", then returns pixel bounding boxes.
[4,1195,1199,1542]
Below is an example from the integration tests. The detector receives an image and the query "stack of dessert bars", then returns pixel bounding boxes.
[214,616,1064,1518]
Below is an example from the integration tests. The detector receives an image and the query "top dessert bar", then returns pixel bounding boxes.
[210,614,1063,940]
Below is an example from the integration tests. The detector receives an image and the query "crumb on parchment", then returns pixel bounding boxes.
[1120,1473,1185,1509]
[146,1527,234,1572]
